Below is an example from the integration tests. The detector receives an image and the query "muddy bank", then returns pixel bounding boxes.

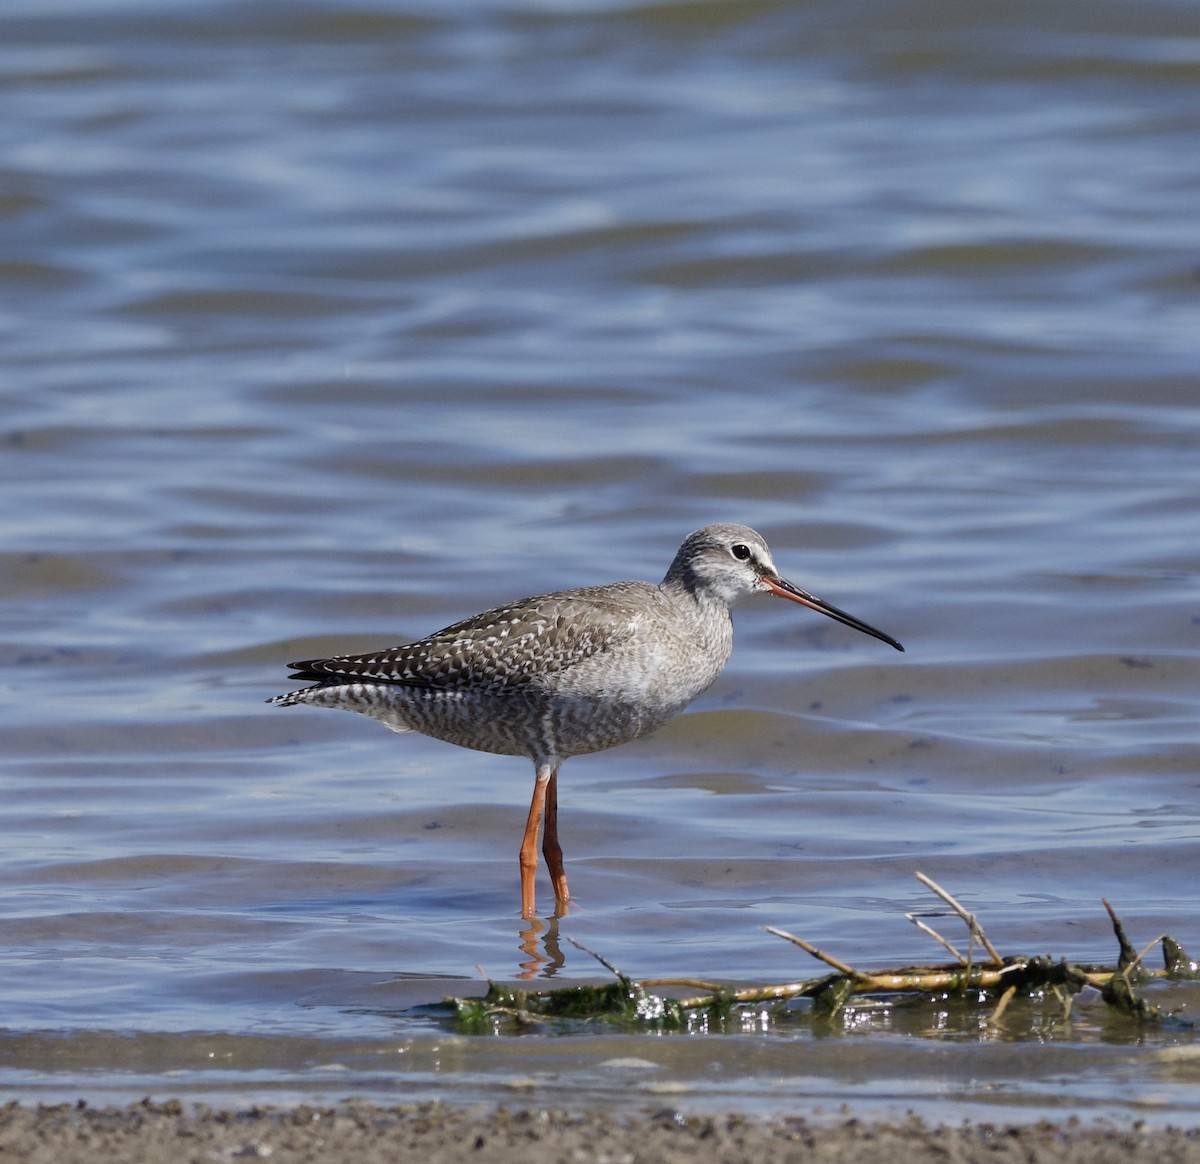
[3,1101,1198,1164]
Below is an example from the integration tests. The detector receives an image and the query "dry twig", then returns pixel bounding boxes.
[914,871,1004,966]
[763,926,868,979]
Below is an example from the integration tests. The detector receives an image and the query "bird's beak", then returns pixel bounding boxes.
[762,575,904,652]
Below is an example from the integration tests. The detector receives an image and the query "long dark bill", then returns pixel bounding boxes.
[763,575,904,652]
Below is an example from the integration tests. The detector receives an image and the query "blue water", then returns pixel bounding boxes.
[1,0,1198,1121]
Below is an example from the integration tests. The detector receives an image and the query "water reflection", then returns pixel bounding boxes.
[518,914,567,980]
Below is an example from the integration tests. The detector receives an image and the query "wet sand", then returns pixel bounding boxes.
[4,1101,1198,1164]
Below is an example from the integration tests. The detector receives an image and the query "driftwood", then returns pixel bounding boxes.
[443,873,1197,1031]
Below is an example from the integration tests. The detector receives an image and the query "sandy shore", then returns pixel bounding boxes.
[3,1101,1198,1163]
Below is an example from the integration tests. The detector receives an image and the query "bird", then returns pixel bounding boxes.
[267,523,903,918]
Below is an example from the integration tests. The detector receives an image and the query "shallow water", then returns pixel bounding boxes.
[1,0,1199,1123]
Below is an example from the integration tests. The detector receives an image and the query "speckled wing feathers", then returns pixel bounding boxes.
[285,583,655,693]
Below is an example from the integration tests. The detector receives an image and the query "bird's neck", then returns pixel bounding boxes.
[660,565,738,612]
[659,575,734,622]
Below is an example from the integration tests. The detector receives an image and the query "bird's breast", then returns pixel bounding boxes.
[528,601,733,756]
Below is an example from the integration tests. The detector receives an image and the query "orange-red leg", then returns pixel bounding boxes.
[518,769,550,919]
[518,763,569,919]
[542,768,570,913]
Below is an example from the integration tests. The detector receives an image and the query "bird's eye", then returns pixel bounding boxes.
[731,543,751,561]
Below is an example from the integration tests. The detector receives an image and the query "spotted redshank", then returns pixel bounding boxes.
[268,523,903,917]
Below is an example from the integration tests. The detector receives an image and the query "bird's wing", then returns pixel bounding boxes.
[285,583,654,692]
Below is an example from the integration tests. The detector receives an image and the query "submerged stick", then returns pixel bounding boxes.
[988,983,1018,1025]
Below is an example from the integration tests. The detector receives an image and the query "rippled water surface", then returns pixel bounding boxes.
[2,0,1198,1122]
